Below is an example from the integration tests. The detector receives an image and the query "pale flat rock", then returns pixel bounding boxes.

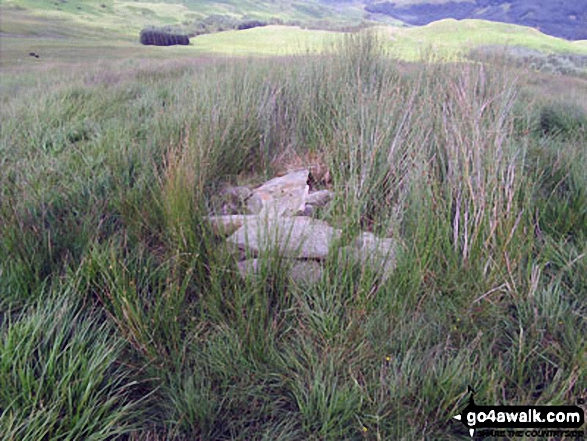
[250,170,309,217]
[354,232,396,255]
[338,233,397,280]
[212,173,397,284]
[207,214,258,236]
[306,190,333,207]
[254,169,308,195]
[227,216,340,259]
[299,204,315,217]
[221,186,252,202]
[217,186,253,215]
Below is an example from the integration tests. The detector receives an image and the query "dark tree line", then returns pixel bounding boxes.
[237,20,267,31]
[140,28,189,46]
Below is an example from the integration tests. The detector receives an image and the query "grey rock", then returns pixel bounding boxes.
[227,216,340,260]
[237,259,259,278]
[338,232,397,281]
[220,202,241,215]
[299,204,315,217]
[354,232,395,254]
[251,169,309,217]
[246,192,264,215]
[207,214,258,236]
[212,172,398,284]
[218,186,253,214]
[222,186,252,201]
[306,190,333,207]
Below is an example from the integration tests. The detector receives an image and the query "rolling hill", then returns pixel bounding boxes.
[0,0,366,35]
[4,0,586,41]
[363,0,587,41]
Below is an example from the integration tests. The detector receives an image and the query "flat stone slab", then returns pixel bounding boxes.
[214,186,254,215]
[248,169,309,217]
[237,259,260,278]
[207,214,258,236]
[339,232,397,281]
[354,232,396,256]
[210,170,398,283]
[227,216,340,260]
[222,186,252,202]
[306,190,333,207]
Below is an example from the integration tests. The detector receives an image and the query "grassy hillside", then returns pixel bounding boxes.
[4,0,586,42]
[2,3,586,72]
[364,0,587,40]
[383,19,587,60]
[1,0,366,35]
[2,35,587,439]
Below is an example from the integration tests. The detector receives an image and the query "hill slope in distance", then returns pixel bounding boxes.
[362,0,587,41]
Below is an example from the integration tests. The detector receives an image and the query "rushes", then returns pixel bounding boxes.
[435,62,524,266]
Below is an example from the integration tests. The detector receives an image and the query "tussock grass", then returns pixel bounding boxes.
[0,294,141,440]
[1,34,586,439]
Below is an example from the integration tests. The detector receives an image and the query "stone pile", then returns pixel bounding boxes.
[207,169,396,285]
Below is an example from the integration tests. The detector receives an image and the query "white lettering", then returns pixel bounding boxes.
[467,412,476,426]
[487,410,496,422]
[507,412,519,422]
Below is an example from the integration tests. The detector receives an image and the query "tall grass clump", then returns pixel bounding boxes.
[0,294,141,440]
[424,62,530,279]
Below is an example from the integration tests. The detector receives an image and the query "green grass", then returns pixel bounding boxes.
[3,3,587,65]
[0,294,142,440]
[187,21,587,59]
[382,19,587,60]
[1,30,587,440]
[190,25,342,56]
[1,0,365,35]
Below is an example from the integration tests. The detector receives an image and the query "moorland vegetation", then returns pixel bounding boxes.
[1,16,587,441]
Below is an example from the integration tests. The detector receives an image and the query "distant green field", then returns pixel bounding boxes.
[189,21,587,59]
[383,19,587,60]
[190,26,342,56]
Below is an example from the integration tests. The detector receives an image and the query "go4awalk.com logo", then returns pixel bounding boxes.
[453,387,585,438]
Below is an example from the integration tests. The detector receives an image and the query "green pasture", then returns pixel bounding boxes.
[190,25,342,56]
[383,19,587,60]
